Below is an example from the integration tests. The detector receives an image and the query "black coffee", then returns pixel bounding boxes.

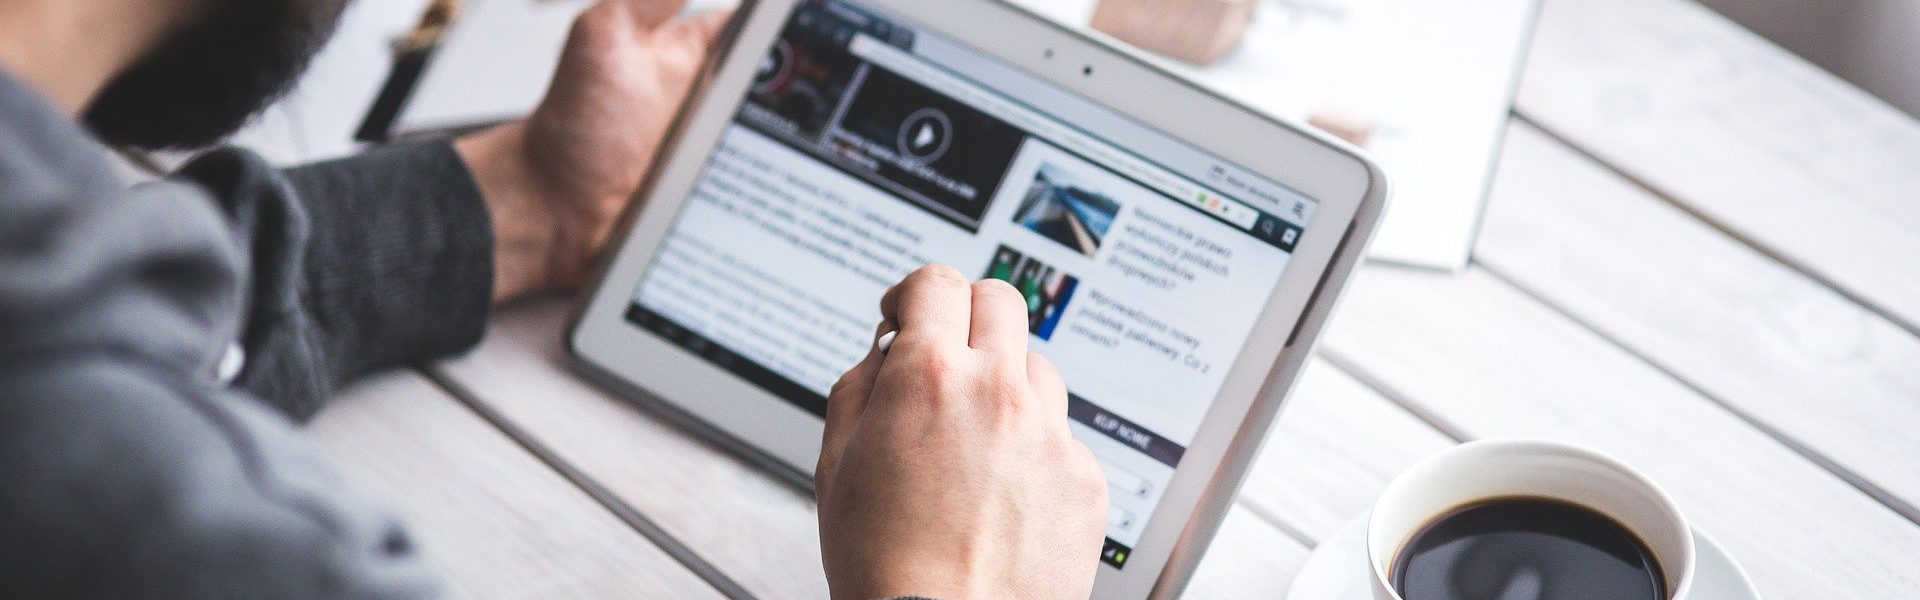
[1391,497,1666,600]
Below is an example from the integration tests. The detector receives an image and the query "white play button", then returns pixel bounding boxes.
[896,107,953,162]
[913,123,936,150]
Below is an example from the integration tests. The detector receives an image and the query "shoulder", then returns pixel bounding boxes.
[0,72,131,227]
[0,72,245,385]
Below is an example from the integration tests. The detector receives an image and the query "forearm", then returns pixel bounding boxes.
[454,121,563,302]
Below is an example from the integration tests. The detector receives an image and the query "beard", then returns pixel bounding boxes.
[83,0,351,151]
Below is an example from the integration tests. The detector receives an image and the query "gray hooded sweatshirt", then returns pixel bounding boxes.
[0,69,494,598]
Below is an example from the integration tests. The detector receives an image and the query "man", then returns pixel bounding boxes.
[0,0,1107,597]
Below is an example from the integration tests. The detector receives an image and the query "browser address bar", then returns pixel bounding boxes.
[847,35,1260,230]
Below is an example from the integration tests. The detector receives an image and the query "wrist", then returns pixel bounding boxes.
[828,556,987,600]
[455,122,559,302]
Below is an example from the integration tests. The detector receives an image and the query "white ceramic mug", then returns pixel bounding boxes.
[1365,440,1695,600]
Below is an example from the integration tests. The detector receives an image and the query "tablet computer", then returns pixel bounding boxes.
[568,1,1388,595]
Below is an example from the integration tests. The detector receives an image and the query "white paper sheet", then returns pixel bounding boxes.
[395,0,597,134]
[1024,0,1540,269]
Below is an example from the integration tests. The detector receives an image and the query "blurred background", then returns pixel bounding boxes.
[237,0,1920,161]
[1701,0,1920,117]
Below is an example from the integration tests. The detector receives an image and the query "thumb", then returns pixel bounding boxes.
[817,321,889,486]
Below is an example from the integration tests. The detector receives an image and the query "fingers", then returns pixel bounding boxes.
[652,9,730,55]
[819,322,889,484]
[613,0,688,30]
[968,279,1030,356]
[880,265,973,352]
[682,9,733,44]
[654,10,731,75]
[1026,352,1069,416]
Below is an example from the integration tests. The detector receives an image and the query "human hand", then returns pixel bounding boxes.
[456,0,730,301]
[816,265,1109,600]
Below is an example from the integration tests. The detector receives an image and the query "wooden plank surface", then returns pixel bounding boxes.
[1478,121,1920,519]
[432,298,1316,599]
[309,371,723,599]
[1320,266,1920,598]
[1183,508,1310,598]
[1517,0,1920,331]
[431,299,830,600]
[1238,358,1455,544]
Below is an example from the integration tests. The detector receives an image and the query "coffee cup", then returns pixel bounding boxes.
[1365,439,1695,600]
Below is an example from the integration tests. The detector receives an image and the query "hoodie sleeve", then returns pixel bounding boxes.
[172,139,494,420]
[280,138,495,382]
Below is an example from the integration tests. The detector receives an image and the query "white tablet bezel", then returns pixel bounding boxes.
[568,1,1389,596]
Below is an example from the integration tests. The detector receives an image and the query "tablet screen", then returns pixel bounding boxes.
[626,0,1318,568]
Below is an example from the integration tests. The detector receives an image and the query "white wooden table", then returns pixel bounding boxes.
[302,0,1920,596]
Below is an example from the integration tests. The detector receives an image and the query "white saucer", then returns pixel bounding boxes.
[1285,515,1760,599]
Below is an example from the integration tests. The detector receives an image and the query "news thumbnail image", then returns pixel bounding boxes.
[744,2,910,143]
[983,245,1079,341]
[1012,163,1123,258]
[833,68,1025,231]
